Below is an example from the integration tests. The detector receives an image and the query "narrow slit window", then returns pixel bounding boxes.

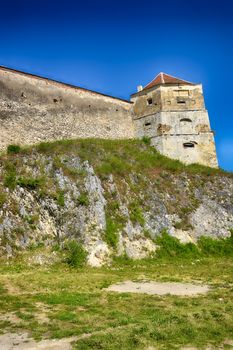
[180,118,192,122]
[183,142,195,148]
[145,122,151,127]
[177,100,186,104]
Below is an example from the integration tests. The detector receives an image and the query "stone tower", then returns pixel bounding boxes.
[131,72,218,168]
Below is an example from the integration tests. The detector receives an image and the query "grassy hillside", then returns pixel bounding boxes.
[19,138,226,176]
[0,138,232,259]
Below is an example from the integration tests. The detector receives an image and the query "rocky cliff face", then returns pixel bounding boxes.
[0,139,232,266]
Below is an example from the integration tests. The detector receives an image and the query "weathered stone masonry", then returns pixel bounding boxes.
[0,67,218,167]
[131,73,218,168]
[0,66,134,149]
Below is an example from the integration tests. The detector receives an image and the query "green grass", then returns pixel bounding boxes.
[128,201,145,226]
[154,231,233,260]
[155,231,201,259]
[7,144,21,154]
[17,176,44,190]
[0,253,232,349]
[27,138,228,177]
[104,216,120,249]
[4,171,16,190]
[0,191,6,208]
[64,240,87,268]
[56,190,65,207]
[77,193,89,206]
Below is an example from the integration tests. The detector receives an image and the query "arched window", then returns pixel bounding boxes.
[180,118,192,122]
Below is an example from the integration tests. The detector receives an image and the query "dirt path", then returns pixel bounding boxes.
[0,332,75,350]
[105,280,210,296]
[0,332,232,350]
[0,325,137,350]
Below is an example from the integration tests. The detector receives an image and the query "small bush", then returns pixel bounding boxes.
[197,234,233,257]
[143,229,152,239]
[0,192,6,208]
[17,177,43,190]
[129,201,145,226]
[155,230,233,259]
[4,172,16,190]
[77,193,89,206]
[36,142,51,153]
[7,144,21,154]
[142,136,151,145]
[56,191,65,207]
[104,217,119,249]
[65,240,87,267]
[155,231,200,259]
[96,155,130,177]
[25,214,39,225]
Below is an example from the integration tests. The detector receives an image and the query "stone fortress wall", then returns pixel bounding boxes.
[0,66,218,168]
[0,66,134,150]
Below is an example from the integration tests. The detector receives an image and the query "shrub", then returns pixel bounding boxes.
[4,172,16,189]
[143,229,152,239]
[197,234,233,257]
[56,191,65,207]
[7,144,21,154]
[65,240,87,267]
[155,230,200,259]
[96,155,130,177]
[36,141,51,153]
[77,193,89,206]
[17,177,43,190]
[155,230,233,259]
[0,191,6,208]
[129,201,145,226]
[142,136,151,145]
[104,216,119,249]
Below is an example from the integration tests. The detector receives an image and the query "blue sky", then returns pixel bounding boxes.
[0,0,232,170]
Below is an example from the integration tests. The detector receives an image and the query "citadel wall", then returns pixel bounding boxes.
[0,67,218,168]
[0,67,134,150]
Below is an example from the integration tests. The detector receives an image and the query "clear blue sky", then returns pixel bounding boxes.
[1,0,232,170]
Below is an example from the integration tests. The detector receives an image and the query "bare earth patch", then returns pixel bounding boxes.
[0,326,135,350]
[105,280,210,296]
[0,332,76,350]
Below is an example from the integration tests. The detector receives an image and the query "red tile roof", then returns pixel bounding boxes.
[143,72,194,90]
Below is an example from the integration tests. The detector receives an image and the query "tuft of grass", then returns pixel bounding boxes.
[17,177,44,190]
[129,201,145,226]
[56,190,65,207]
[7,144,21,154]
[64,240,87,267]
[104,216,120,249]
[155,230,233,260]
[141,136,151,145]
[197,234,233,257]
[77,193,89,206]
[155,230,200,259]
[0,191,6,208]
[4,172,16,190]
[96,155,130,177]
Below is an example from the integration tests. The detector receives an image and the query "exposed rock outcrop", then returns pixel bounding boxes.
[0,140,232,266]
